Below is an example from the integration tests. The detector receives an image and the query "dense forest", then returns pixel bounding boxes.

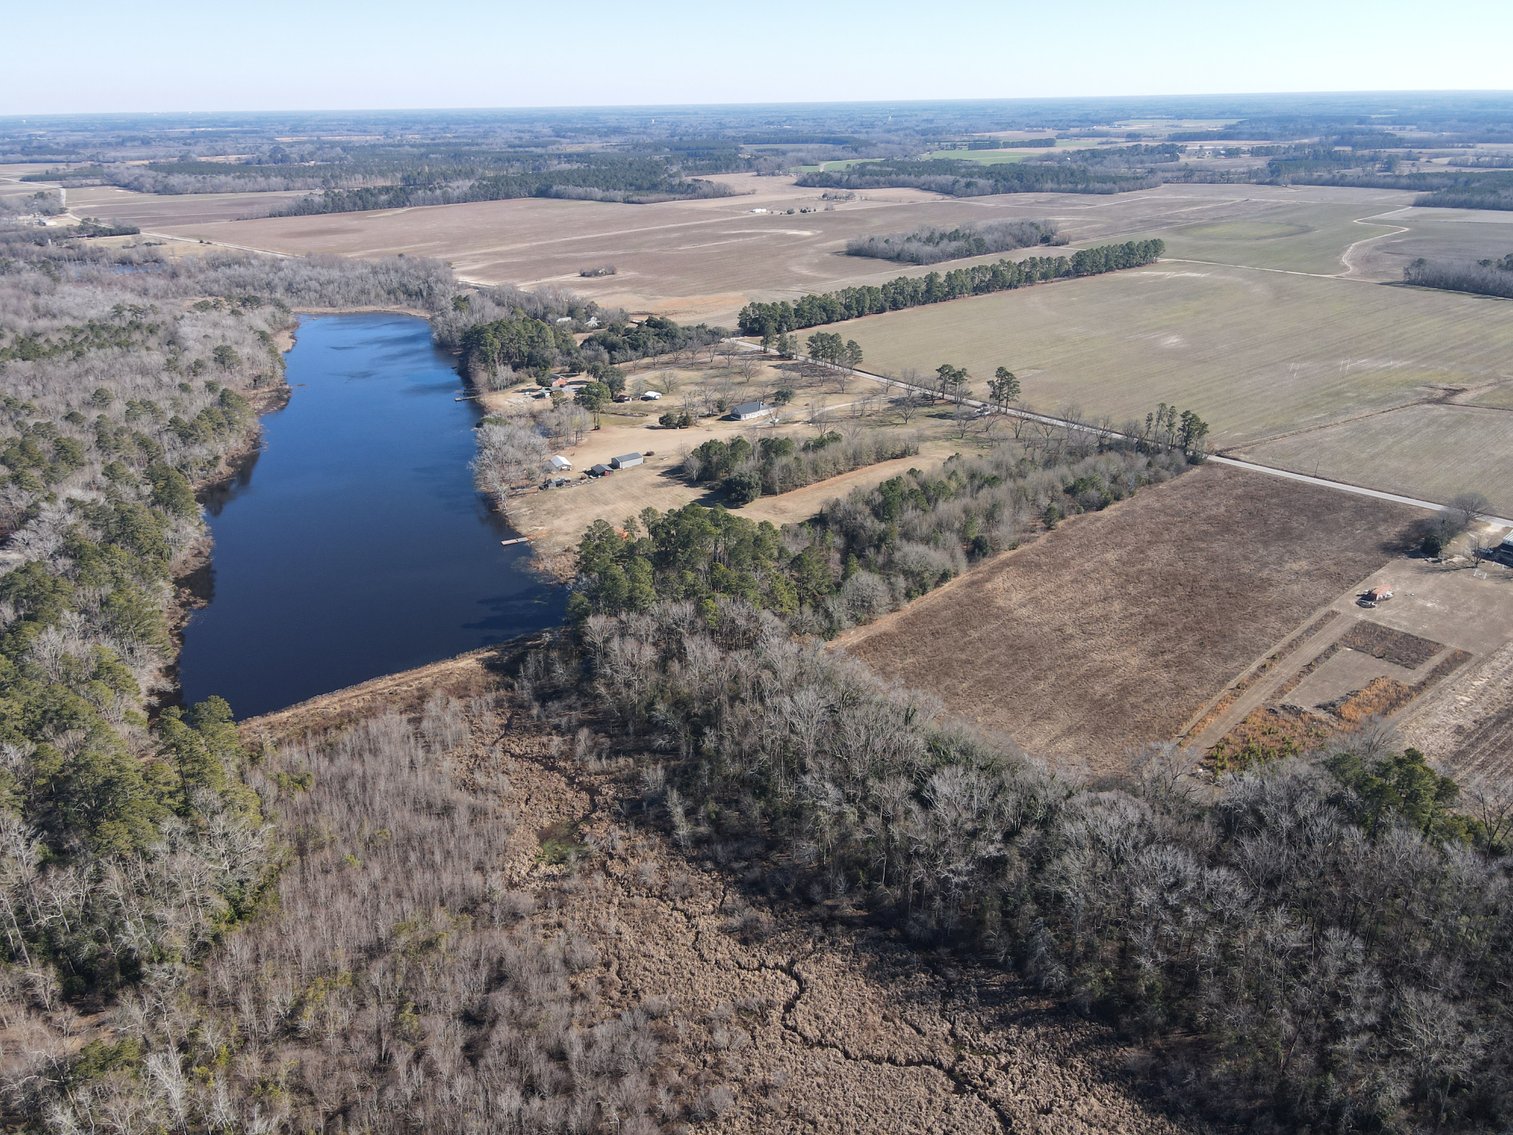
[738,239,1165,336]
[456,311,724,388]
[0,235,462,1124]
[7,698,698,1132]
[845,218,1063,265]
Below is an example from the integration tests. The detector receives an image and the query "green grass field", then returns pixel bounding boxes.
[832,264,1513,503]
[922,148,1033,164]
[923,140,1101,163]
[791,157,882,174]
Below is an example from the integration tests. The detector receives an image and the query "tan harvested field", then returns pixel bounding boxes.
[1234,402,1513,516]
[829,262,1513,503]
[836,464,1425,779]
[241,657,1196,1135]
[66,177,1436,325]
[62,182,308,224]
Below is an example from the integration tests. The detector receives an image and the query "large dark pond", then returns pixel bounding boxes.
[177,313,563,717]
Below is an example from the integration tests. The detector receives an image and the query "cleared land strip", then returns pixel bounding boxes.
[1180,611,1351,750]
[1159,255,1350,281]
[1206,456,1513,528]
[1338,209,1415,277]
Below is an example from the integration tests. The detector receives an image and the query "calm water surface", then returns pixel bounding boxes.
[178,314,563,717]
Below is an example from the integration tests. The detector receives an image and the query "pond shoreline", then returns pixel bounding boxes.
[175,311,565,718]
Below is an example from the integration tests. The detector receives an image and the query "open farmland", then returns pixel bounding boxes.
[836,463,1424,779]
[1150,197,1415,275]
[1343,206,1513,280]
[55,181,308,224]
[1403,634,1513,805]
[51,174,1431,324]
[830,261,1513,505]
[1234,401,1513,516]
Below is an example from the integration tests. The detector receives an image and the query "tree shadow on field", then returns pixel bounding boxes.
[1380,519,1435,557]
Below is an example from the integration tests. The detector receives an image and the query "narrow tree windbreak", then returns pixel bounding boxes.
[738,240,1164,336]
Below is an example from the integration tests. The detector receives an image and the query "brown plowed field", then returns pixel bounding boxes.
[1402,637,1513,803]
[837,464,1425,780]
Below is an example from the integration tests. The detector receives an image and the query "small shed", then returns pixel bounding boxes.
[549,455,572,472]
[589,463,612,477]
[610,452,644,470]
[730,401,774,421]
[640,390,663,401]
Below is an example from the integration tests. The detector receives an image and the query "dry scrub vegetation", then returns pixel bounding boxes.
[5,667,1196,1134]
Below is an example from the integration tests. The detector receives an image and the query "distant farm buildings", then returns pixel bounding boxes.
[729,401,774,422]
[1487,533,1513,568]
[640,390,663,401]
[549,455,572,472]
[610,452,644,470]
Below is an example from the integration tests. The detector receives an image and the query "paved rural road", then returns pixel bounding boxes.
[727,339,1513,530]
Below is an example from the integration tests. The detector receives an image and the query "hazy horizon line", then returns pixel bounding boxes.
[6,88,1513,121]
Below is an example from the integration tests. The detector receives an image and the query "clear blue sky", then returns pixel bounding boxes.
[4,0,1511,115]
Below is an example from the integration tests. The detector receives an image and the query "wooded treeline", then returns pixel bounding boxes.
[456,311,724,387]
[737,240,1164,336]
[571,603,1511,1134]
[25,147,745,210]
[797,157,1160,196]
[1402,255,1513,299]
[572,435,1190,634]
[845,218,1063,265]
[273,158,737,215]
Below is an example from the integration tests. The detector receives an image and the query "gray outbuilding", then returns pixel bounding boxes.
[729,401,774,421]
